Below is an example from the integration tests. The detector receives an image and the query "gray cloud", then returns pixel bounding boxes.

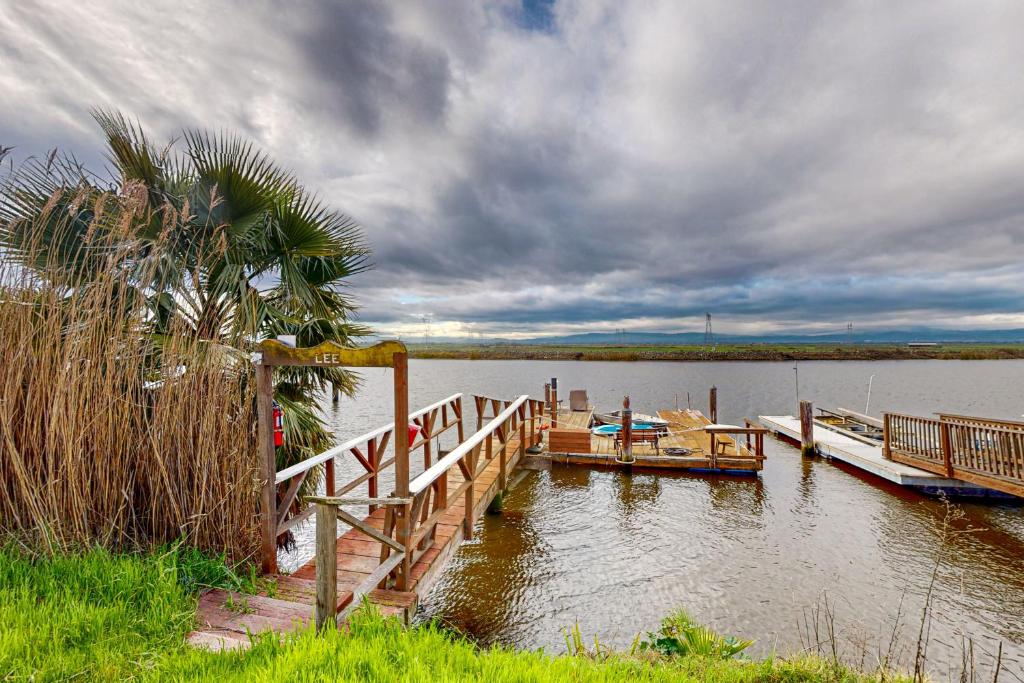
[2,0,1023,337]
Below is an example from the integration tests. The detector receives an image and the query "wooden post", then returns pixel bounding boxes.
[255,362,278,575]
[882,413,891,459]
[455,396,465,443]
[422,412,433,469]
[394,352,410,497]
[392,352,411,590]
[367,438,378,513]
[620,396,633,463]
[331,382,340,403]
[315,502,337,631]
[325,458,335,497]
[799,400,815,457]
[709,386,718,424]
[544,383,551,412]
[551,378,558,428]
[464,445,477,539]
[397,503,412,590]
[518,403,527,462]
[940,420,954,477]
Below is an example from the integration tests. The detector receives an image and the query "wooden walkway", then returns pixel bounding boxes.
[189,399,533,650]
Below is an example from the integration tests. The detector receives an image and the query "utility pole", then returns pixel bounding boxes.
[421,315,431,345]
[704,313,715,352]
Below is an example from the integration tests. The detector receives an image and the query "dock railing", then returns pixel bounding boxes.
[274,393,465,538]
[304,393,543,629]
[705,420,768,468]
[884,412,1024,496]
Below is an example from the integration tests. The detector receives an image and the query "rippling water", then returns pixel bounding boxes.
[285,359,1024,678]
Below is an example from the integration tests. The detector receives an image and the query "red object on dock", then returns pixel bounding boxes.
[408,423,420,444]
[273,402,284,447]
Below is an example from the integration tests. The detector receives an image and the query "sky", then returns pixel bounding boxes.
[2,0,1023,339]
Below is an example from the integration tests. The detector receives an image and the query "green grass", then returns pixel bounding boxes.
[408,342,1024,362]
[0,545,910,682]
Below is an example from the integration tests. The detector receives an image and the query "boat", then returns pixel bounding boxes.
[593,410,669,429]
[814,407,884,444]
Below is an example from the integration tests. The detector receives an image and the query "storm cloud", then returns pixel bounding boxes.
[2,0,1023,338]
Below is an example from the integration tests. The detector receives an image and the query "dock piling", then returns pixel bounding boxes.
[799,400,815,457]
[709,386,718,423]
[550,378,558,428]
[619,396,634,465]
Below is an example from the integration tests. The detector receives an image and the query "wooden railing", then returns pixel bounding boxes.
[274,393,464,538]
[473,394,546,449]
[705,419,768,468]
[305,393,544,629]
[884,412,1024,496]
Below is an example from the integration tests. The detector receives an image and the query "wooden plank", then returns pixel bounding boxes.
[259,339,407,368]
[276,471,308,529]
[255,363,277,575]
[337,508,404,552]
[336,552,406,622]
[307,496,412,507]
[315,503,338,630]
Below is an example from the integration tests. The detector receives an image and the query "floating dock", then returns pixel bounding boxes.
[540,406,766,474]
[759,414,994,495]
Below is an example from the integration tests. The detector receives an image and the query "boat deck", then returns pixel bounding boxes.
[758,415,992,494]
[545,407,763,472]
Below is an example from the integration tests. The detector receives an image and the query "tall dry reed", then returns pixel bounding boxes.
[0,186,260,561]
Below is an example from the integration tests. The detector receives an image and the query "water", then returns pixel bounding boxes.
[289,359,1024,678]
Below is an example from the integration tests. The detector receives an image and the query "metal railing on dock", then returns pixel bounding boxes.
[884,412,1024,496]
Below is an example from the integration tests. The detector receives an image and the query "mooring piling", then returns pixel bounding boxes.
[799,400,815,456]
[550,377,558,428]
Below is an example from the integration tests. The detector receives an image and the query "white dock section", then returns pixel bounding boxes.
[758,415,984,493]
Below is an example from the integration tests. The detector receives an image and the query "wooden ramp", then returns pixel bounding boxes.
[189,394,542,650]
[759,414,998,496]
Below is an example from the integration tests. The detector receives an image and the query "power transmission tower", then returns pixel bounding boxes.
[421,315,431,345]
[847,322,854,344]
[704,313,715,351]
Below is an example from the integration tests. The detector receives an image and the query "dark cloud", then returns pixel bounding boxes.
[296,1,451,137]
[2,1,1023,337]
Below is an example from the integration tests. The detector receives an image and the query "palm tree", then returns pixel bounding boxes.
[0,110,371,490]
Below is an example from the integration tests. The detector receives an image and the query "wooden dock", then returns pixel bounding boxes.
[544,407,766,473]
[188,347,769,651]
[189,424,523,650]
[759,414,1002,496]
[188,339,549,650]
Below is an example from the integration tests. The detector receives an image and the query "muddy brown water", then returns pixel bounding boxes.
[283,359,1024,678]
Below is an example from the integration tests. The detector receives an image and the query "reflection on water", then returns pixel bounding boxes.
[289,359,1024,677]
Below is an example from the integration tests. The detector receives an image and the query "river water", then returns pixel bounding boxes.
[287,359,1024,678]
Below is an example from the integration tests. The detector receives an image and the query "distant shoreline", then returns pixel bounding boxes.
[407,343,1024,362]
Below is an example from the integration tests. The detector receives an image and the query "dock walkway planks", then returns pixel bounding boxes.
[759,414,992,494]
[189,429,525,650]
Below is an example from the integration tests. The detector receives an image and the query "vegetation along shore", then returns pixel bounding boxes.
[408,343,1024,362]
[1,545,915,682]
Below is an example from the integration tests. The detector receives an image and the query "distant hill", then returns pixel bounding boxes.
[394,328,1024,346]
